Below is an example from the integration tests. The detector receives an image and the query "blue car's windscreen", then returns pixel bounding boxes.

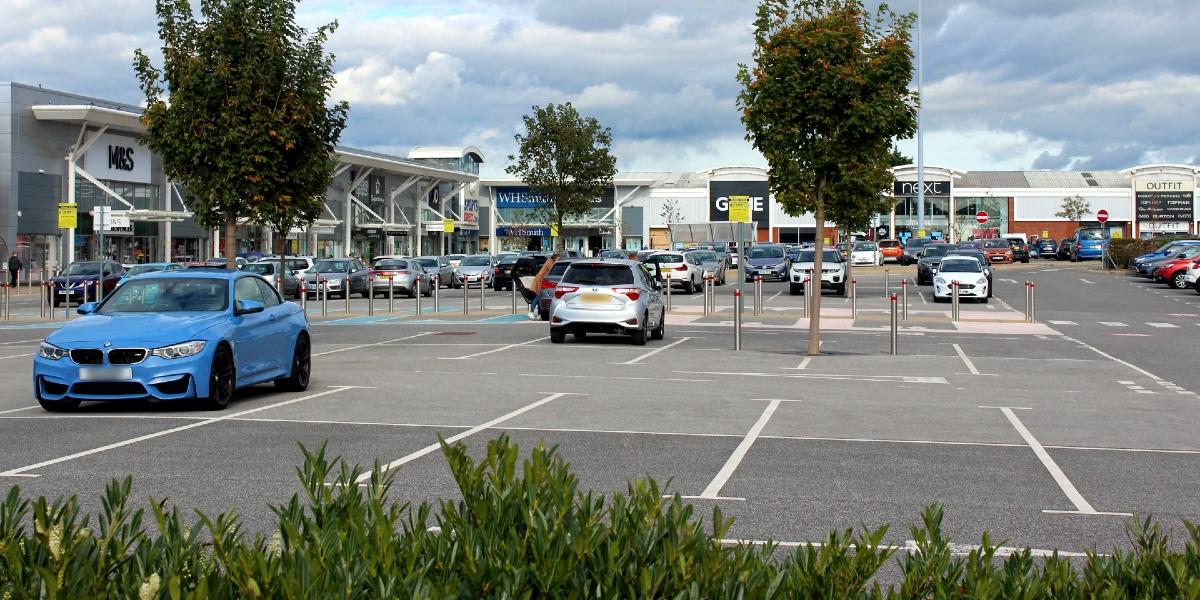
[99,278,229,313]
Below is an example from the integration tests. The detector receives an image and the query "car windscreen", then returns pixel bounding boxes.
[313,260,351,273]
[690,251,719,262]
[879,240,900,248]
[65,262,101,276]
[645,254,684,264]
[548,261,576,276]
[562,265,635,286]
[922,245,954,258]
[599,250,627,259]
[948,250,986,261]
[796,250,841,262]
[749,247,785,259]
[853,242,877,251]
[286,259,310,270]
[374,260,410,270]
[497,255,519,265]
[242,263,274,275]
[983,239,1009,248]
[905,239,932,248]
[1077,230,1104,240]
[939,259,982,273]
[413,258,439,270]
[460,256,491,267]
[447,255,465,261]
[125,265,162,277]
[99,278,229,313]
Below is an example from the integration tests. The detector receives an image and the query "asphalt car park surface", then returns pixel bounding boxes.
[1,261,1198,557]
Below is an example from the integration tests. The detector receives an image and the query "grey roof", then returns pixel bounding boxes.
[956,170,1129,189]
[956,171,1029,188]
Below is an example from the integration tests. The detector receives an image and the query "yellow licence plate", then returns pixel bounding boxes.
[580,293,610,304]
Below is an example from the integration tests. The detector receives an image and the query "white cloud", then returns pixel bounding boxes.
[333,52,465,106]
[575,83,638,109]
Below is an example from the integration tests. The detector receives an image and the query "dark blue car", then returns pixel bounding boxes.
[34,271,310,411]
[48,260,125,307]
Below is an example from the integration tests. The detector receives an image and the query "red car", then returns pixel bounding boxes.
[1154,256,1200,289]
[879,239,903,263]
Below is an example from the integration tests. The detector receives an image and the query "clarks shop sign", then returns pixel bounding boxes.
[1135,179,1194,222]
[84,133,151,184]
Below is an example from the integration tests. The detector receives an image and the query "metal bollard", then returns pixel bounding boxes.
[415,278,423,316]
[388,276,395,314]
[800,277,810,318]
[753,276,763,316]
[480,280,486,312]
[343,277,350,314]
[320,278,329,316]
[733,289,743,351]
[1026,281,1036,323]
[368,274,375,316]
[951,281,960,322]
[901,279,909,321]
[83,281,90,307]
[889,293,898,355]
[39,281,46,319]
[703,276,711,315]
[3,284,9,321]
[300,281,308,312]
[47,283,54,321]
[433,276,441,312]
[665,275,672,312]
[883,269,890,298]
[462,279,469,315]
[851,278,857,319]
[511,282,518,315]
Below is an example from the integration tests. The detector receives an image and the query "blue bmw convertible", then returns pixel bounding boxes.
[33,270,311,411]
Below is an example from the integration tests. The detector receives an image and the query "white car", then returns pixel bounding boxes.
[641,251,704,294]
[1185,261,1200,286]
[849,241,883,267]
[284,256,316,279]
[932,257,989,302]
[789,248,847,296]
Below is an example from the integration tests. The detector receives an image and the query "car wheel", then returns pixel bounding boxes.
[550,328,566,344]
[274,334,311,392]
[836,283,847,297]
[539,309,550,321]
[493,281,502,292]
[1022,258,1029,264]
[789,283,802,296]
[1172,272,1188,289]
[201,346,235,410]
[631,314,648,346]
[684,278,695,294]
[982,296,990,303]
[650,308,665,340]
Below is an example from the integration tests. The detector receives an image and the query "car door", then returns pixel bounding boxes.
[230,276,274,381]
[252,277,292,375]
[640,263,665,325]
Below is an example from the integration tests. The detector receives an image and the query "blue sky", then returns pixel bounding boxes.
[3,0,1198,177]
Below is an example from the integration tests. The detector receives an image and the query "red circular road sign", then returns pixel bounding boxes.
[1097,209,1109,223]
[975,211,989,224]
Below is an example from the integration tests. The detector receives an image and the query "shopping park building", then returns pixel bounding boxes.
[2,82,1197,268]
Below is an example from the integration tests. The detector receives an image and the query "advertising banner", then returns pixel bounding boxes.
[1135,179,1194,222]
[709,181,769,226]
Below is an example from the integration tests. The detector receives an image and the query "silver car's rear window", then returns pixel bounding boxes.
[562,265,635,286]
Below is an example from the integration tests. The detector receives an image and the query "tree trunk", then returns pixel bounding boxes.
[224,215,238,269]
[276,229,288,296]
[554,214,566,253]
[808,201,824,356]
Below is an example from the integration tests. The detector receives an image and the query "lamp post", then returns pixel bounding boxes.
[916,0,926,233]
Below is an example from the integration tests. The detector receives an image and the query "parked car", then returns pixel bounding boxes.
[1034,238,1058,259]
[413,256,456,288]
[49,261,126,307]
[1004,238,1031,263]
[1147,246,1200,281]
[454,255,496,289]
[117,262,185,286]
[957,240,983,250]
[1132,240,1200,274]
[534,258,584,320]
[743,244,791,282]
[686,249,727,285]
[879,239,903,263]
[789,249,847,296]
[491,254,521,291]
[35,271,311,411]
[982,238,1015,264]
[242,261,301,299]
[901,238,933,265]
[1154,256,1200,289]
[303,258,370,299]
[284,256,316,279]
[548,260,665,345]
[370,258,432,298]
[642,251,704,293]
[915,243,957,285]
[236,251,269,263]
[946,249,993,296]
[599,249,630,260]
[445,254,466,269]
[932,256,989,303]
[849,241,883,267]
[1056,238,1074,261]
[1069,228,1107,261]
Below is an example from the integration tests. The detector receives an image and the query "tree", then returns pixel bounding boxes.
[134,0,350,274]
[737,0,918,355]
[1056,194,1091,224]
[507,103,617,253]
[887,145,913,167]
[660,199,684,224]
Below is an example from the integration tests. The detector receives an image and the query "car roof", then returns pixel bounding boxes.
[132,269,248,280]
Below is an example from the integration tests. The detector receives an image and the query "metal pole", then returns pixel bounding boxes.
[47,283,54,321]
[800,277,809,318]
[753,276,762,316]
[951,281,960,322]
[3,285,9,321]
[1024,282,1031,322]
[433,275,441,312]
[388,276,394,314]
[343,277,350,314]
[890,293,898,355]
[1028,282,1036,322]
[511,281,518,314]
[665,273,672,312]
[850,278,857,319]
[703,276,710,315]
[300,281,308,313]
[734,289,742,351]
[883,269,890,298]
[901,279,909,321]
[368,273,375,316]
[479,279,485,312]
[462,279,469,316]
[39,281,46,319]
[83,280,89,307]
[321,278,328,316]
[415,277,423,316]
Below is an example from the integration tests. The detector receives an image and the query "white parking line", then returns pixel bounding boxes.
[313,332,434,356]
[353,391,576,483]
[0,386,361,478]
[1098,322,1127,327]
[0,353,34,361]
[619,337,692,365]
[766,291,782,303]
[719,537,1097,558]
[0,405,39,416]
[676,371,948,384]
[695,399,782,500]
[783,357,812,370]
[1061,335,1160,380]
[1146,322,1178,328]
[440,336,548,360]
[951,344,981,375]
[989,406,1130,517]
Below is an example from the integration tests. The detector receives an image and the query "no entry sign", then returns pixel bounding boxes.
[975,211,989,224]
[1097,209,1109,223]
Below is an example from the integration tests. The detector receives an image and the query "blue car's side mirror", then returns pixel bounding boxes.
[76,302,98,315]
[235,300,265,315]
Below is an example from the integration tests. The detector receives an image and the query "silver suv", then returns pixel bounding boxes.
[549,260,666,345]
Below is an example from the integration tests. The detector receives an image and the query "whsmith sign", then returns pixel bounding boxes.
[494,187,614,209]
[709,180,769,227]
[893,181,950,196]
[1135,179,1195,222]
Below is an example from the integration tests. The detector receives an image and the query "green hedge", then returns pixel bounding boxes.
[1107,236,1191,269]
[2,436,1199,598]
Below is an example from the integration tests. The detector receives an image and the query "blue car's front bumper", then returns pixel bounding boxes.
[33,349,213,404]
[1077,246,1104,259]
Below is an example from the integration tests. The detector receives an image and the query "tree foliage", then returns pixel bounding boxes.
[134,0,349,265]
[506,103,618,252]
[737,0,917,354]
[1056,194,1092,224]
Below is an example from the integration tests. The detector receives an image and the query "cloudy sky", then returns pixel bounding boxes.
[4,0,1198,177]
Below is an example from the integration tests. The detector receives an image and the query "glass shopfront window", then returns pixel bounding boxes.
[952,197,1009,238]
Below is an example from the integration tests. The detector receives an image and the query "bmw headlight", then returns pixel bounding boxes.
[152,341,207,359]
[935,277,946,285]
[39,342,68,361]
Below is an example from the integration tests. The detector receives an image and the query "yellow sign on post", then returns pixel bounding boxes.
[550,223,559,237]
[442,218,455,234]
[57,203,77,229]
[1041,230,1049,239]
[917,229,927,238]
[728,195,751,223]
[1110,230,1123,240]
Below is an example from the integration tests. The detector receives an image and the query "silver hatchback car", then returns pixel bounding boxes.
[549,260,666,345]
